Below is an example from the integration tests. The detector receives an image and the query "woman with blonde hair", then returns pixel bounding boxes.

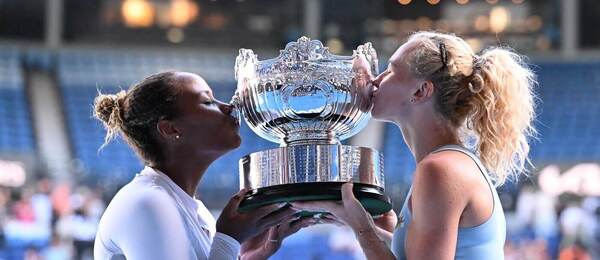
[294,31,537,259]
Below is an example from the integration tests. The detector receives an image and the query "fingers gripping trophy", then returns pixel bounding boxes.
[231,37,391,216]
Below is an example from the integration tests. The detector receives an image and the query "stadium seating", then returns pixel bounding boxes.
[0,48,35,154]
[530,62,600,164]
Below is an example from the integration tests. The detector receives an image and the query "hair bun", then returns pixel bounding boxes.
[94,90,126,128]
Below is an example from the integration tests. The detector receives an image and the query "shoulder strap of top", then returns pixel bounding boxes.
[400,185,414,213]
[431,145,499,217]
[403,145,496,216]
[431,145,494,187]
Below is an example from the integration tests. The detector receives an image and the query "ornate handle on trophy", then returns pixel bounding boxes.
[354,42,379,77]
[230,48,256,136]
[229,94,242,128]
[351,43,379,113]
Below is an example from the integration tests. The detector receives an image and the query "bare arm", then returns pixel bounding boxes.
[355,228,396,260]
[405,158,467,260]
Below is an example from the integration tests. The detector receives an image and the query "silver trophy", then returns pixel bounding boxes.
[231,37,391,215]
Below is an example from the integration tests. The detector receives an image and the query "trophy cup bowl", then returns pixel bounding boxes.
[231,37,391,216]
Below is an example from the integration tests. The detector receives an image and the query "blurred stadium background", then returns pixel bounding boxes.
[0,0,599,259]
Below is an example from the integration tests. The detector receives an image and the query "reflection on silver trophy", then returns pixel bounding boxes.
[231,36,391,215]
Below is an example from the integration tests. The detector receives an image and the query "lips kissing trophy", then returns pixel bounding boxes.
[231,36,391,216]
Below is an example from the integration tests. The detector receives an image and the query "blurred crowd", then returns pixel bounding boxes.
[0,176,598,260]
[503,183,600,260]
[0,177,105,260]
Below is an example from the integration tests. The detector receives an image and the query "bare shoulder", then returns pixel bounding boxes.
[407,152,473,233]
[415,151,481,187]
[415,153,459,186]
[411,151,480,208]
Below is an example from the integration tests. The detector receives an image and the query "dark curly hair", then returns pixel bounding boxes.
[93,71,181,164]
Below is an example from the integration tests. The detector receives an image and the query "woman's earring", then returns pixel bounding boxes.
[410,97,416,103]
[175,135,180,139]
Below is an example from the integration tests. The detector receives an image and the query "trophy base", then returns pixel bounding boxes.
[238,182,392,216]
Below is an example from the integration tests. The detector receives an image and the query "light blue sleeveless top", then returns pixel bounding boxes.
[391,145,506,260]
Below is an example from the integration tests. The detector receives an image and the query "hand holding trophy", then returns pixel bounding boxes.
[231,36,391,216]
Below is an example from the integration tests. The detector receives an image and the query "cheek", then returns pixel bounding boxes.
[214,118,241,148]
[372,84,409,119]
[387,83,411,104]
[196,123,238,150]
[372,94,391,120]
[183,113,221,139]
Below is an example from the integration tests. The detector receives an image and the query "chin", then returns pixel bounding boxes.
[233,135,242,148]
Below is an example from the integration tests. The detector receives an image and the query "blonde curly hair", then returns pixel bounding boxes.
[405,31,537,185]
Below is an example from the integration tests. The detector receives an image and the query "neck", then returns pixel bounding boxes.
[150,152,220,197]
[397,116,461,163]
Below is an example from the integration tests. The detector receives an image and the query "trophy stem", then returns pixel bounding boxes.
[283,130,339,146]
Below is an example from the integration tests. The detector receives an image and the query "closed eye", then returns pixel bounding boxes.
[381,67,392,79]
[386,65,393,75]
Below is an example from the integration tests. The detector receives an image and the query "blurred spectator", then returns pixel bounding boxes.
[51,183,72,218]
[0,177,108,259]
[24,247,42,260]
[0,187,8,248]
[31,177,53,228]
[55,186,102,260]
[558,240,591,260]
[12,188,35,222]
[41,232,71,260]
[594,205,600,260]
[505,239,551,260]
[581,197,600,259]
[559,198,587,247]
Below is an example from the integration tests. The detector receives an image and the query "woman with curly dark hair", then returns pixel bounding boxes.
[93,71,315,260]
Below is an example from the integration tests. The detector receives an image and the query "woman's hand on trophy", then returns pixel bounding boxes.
[374,209,397,233]
[317,209,396,245]
[216,188,300,243]
[291,183,377,234]
[292,183,397,248]
[372,210,397,245]
[240,214,318,260]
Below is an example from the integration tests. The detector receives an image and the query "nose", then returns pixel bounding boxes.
[372,71,386,87]
[217,100,234,115]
